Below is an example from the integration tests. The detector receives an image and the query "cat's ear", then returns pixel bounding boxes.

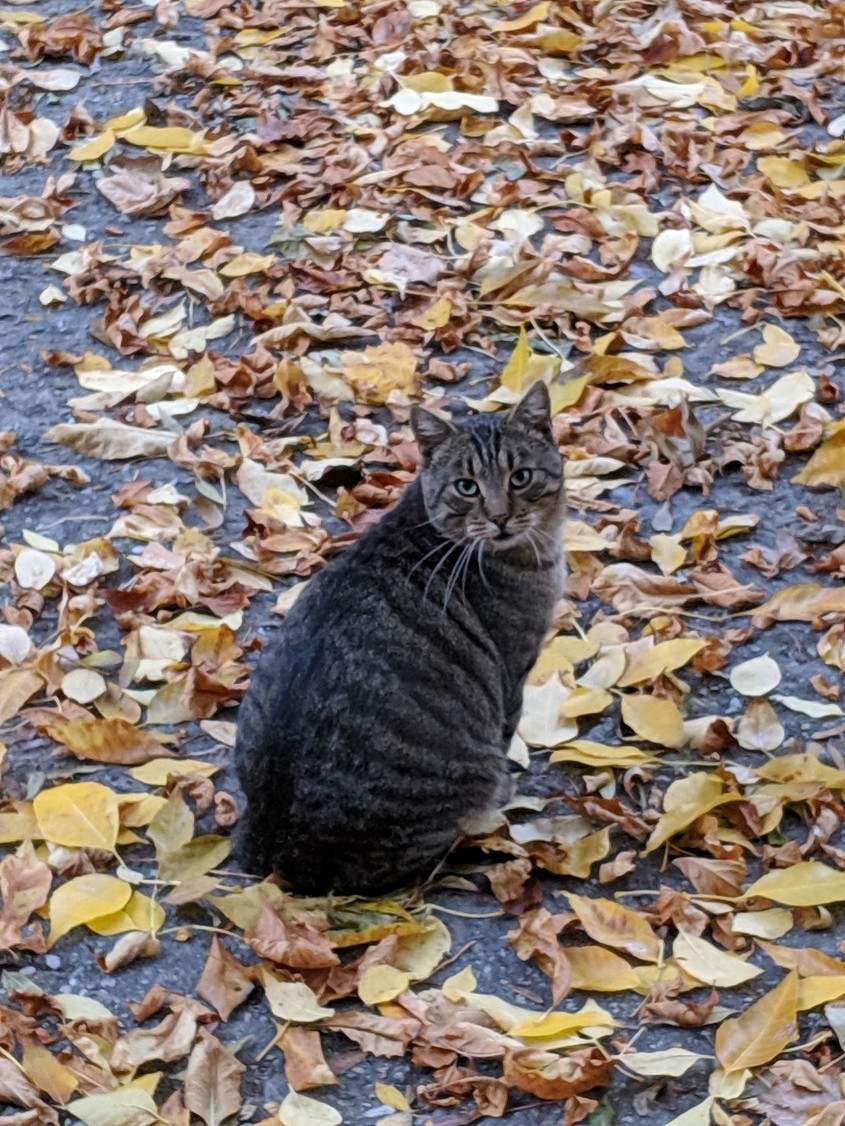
[411,406,456,463]
[510,381,552,435]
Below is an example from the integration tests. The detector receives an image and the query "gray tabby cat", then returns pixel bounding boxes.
[235,381,565,894]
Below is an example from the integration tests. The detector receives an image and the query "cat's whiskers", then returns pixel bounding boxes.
[408,536,455,582]
[522,529,542,570]
[442,541,474,612]
[422,538,465,603]
[475,540,491,590]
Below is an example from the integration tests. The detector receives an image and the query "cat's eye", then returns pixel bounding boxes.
[455,478,480,497]
[510,468,533,489]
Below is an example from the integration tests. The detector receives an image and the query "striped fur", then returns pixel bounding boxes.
[235,383,565,893]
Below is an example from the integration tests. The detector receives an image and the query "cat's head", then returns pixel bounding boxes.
[410,382,564,553]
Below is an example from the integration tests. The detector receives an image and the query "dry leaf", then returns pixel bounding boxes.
[715,971,799,1072]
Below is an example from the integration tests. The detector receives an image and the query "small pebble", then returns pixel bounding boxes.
[44,954,61,970]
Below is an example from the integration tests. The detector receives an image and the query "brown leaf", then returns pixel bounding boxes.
[244,904,340,969]
[183,1029,245,1126]
[46,718,171,765]
[196,937,254,1021]
[111,1007,199,1074]
[279,1027,338,1091]
[507,908,571,1006]
[503,1046,613,1101]
[97,168,193,217]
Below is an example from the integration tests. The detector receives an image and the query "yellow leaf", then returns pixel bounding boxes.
[219,252,275,277]
[375,1083,411,1112]
[715,971,798,1072]
[741,122,788,151]
[617,638,706,687]
[341,342,419,405]
[738,63,758,96]
[791,427,845,488]
[46,718,168,766]
[103,107,145,131]
[410,296,452,330]
[531,634,599,682]
[121,125,208,154]
[21,1038,79,1103]
[68,1088,160,1126]
[797,975,845,1012]
[550,374,589,414]
[745,861,845,907]
[619,1047,705,1078]
[157,834,231,883]
[392,915,451,980]
[621,693,684,747]
[539,827,611,879]
[550,740,657,769]
[87,891,166,937]
[649,533,686,575]
[567,894,661,962]
[537,28,582,52]
[303,208,346,233]
[509,1005,615,1039]
[565,945,643,992]
[500,326,531,392]
[757,155,810,189]
[119,793,167,829]
[673,930,762,987]
[559,686,613,719]
[357,964,410,1005]
[48,874,132,946]
[261,972,334,1022]
[753,583,845,628]
[754,753,845,791]
[33,782,120,850]
[442,964,477,1001]
[731,908,793,940]
[752,323,801,368]
[491,0,549,30]
[130,758,220,785]
[0,667,43,725]
[0,803,39,845]
[68,129,116,162]
[645,773,741,854]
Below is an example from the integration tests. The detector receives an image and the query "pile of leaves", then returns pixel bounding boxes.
[3,0,845,1121]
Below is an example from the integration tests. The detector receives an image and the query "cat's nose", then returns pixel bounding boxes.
[491,514,509,530]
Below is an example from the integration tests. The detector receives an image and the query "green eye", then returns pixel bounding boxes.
[511,468,533,489]
[455,478,480,497]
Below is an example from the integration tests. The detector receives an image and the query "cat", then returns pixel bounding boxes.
[234,380,566,895]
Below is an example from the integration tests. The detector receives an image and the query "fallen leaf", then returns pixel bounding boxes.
[48,874,132,946]
[278,1090,342,1126]
[46,718,169,765]
[43,419,173,460]
[33,781,120,850]
[567,894,661,962]
[715,971,799,1072]
[184,1030,245,1126]
[728,654,781,697]
[745,862,845,907]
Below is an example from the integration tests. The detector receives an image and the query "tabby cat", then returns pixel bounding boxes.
[235,381,565,894]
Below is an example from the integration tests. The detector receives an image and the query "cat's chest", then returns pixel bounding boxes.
[471,561,561,661]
